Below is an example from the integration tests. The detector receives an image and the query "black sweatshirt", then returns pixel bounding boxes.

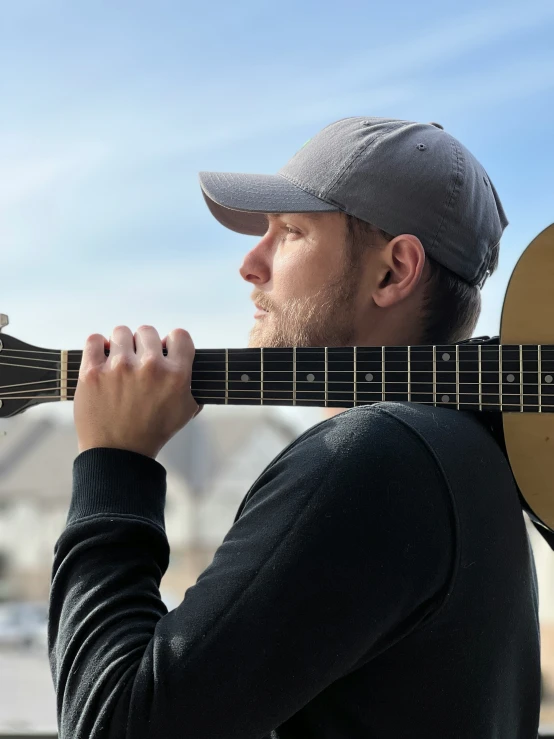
[48,402,540,738]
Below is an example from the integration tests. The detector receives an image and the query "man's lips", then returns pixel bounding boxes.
[254,304,270,318]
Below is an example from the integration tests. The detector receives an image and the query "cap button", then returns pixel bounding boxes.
[429,122,444,130]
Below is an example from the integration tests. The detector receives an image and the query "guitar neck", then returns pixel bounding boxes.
[63,343,554,412]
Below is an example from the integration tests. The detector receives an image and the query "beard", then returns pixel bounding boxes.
[248,263,362,348]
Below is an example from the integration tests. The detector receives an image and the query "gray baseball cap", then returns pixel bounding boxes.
[199,116,508,287]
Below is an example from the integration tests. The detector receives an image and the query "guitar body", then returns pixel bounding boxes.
[501,224,554,530]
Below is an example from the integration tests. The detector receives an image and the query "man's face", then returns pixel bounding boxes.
[239,212,366,348]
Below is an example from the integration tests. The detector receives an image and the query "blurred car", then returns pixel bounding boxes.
[0,601,48,650]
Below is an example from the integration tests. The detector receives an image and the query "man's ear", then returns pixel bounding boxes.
[372,234,426,308]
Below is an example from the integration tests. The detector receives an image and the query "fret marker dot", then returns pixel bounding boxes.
[546,375,553,384]
[441,395,450,403]
[241,374,250,383]
[306,373,315,382]
[365,373,374,382]
[506,374,515,383]
[442,353,450,361]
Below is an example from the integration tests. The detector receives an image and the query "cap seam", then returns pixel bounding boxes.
[277,172,340,207]
[324,128,391,196]
[473,239,497,289]
[429,141,467,275]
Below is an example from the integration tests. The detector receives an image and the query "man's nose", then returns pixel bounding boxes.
[239,237,272,285]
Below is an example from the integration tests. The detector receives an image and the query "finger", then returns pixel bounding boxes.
[81,333,108,372]
[165,329,195,366]
[109,325,135,357]
[135,325,162,360]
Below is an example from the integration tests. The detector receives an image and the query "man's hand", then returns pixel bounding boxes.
[74,325,203,459]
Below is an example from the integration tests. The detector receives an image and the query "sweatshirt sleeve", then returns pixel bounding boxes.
[48,405,455,739]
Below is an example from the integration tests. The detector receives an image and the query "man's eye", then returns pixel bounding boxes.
[285,226,300,236]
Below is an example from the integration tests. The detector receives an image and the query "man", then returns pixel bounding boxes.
[48,117,540,738]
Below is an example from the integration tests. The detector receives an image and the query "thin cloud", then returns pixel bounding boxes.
[2,2,552,188]
[0,144,109,208]
[425,53,554,112]
[335,2,554,90]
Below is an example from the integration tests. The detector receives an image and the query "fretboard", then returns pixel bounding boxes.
[64,343,554,412]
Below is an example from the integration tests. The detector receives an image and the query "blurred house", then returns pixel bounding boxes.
[0,407,299,603]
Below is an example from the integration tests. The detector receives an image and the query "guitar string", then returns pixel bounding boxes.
[1,345,554,361]
[0,394,552,409]
[0,376,553,395]
[1,354,553,369]
[0,381,553,406]
[0,357,551,375]
[0,360,554,389]
[0,358,553,396]
[1,350,554,370]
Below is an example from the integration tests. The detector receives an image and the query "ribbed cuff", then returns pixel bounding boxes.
[67,447,167,529]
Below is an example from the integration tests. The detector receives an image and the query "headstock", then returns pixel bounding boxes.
[0,315,62,418]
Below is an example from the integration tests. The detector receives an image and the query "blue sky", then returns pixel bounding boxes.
[1,0,554,429]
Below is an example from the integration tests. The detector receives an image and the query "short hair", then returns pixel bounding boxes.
[344,213,499,345]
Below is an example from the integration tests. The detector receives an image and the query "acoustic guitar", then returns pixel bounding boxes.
[1,224,553,533]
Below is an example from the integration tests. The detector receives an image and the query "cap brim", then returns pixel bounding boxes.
[199,171,338,236]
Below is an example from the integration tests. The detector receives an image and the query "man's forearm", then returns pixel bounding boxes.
[49,447,170,739]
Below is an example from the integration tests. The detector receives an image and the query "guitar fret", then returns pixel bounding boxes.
[481,344,500,411]
[519,344,523,413]
[381,346,385,401]
[190,348,225,404]
[436,345,456,407]
[433,346,437,406]
[261,348,293,406]
[385,346,409,401]
[328,347,354,407]
[477,344,483,411]
[456,345,459,409]
[325,346,328,407]
[540,346,554,414]
[521,345,539,412]
[499,346,503,412]
[60,350,68,402]
[501,345,522,412]
[354,346,357,407]
[539,345,542,413]
[296,347,325,406]
[458,344,479,411]
[411,346,434,404]
[225,348,228,405]
[228,349,261,405]
[260,347,264,406]
[408,346,411,402]
[355,348,382,406]
[293,347,296,406]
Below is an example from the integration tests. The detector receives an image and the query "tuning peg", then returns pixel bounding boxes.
[0,314,8,332]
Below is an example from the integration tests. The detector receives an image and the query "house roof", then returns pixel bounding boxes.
[158,406,298,496]
[0,416,77,505]
[0,407,300,505]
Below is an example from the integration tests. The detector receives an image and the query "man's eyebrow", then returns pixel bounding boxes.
[267,212,322,222]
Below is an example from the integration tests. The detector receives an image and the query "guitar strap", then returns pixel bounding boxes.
[458,336,554,551]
